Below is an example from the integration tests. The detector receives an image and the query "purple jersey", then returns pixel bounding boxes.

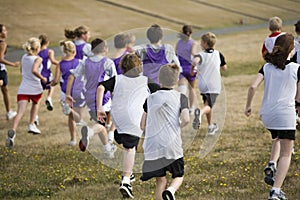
[177,39,193,68]
[84,57,110,111]
[75,43,85,60]
[38,49,51,78]
[112,51,127,75]
[142,44,168,84]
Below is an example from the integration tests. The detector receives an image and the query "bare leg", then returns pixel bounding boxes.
[29,102,39,125]
[92,123,108,145]
[188,79,196,108]
[169,176,184,194]
[270,138,280,164]
[123,148,136,178]
[155,176,168,200]
[68,114,76,142]
[273,139,293,188]
[1,85,11,112]
[47,86,54,99]
[12,100,28,130]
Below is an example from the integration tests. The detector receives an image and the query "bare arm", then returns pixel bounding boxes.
[65,74,75,106]
[32,57,47,84]
[0,42,20,67]
[140,112,147,131]
[180,108,190,128]
[48,49,59,65]
[221,64,228,71]
[96,85,107,123]
[245,73,264,117]
[51,63,60,86]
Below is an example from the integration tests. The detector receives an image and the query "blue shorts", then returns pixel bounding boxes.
[0,70,8,86]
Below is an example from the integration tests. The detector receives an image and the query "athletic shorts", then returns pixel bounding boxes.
[179,65,197,82]
[41,74,53,90]
[17,93,42,104]
[201,93,218,108]
[114,129,140,149]
[268,129,296,140]
[141,157,184,181]
[0,70,8,86]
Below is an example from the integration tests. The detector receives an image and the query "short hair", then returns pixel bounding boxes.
[60,40,76,55]
[119,53,142,76]
[0,24,4,33]
[23,37,41,54]
[91,38,106,54]
[201,32,216,48]
[269,16,282,32]
[147,24,163,43]
[295,20,300,34]
[265,33,294,70]
[114,34,127,49]
[158,64,180,87]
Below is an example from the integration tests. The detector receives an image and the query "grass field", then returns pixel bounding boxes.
[1,0,300,199]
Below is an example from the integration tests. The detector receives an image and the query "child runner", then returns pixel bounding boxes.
[66,38,116,157]
[176,25,197,113]
[0,24,20,120]
[112,33,128,75]
[291,20,300,64]
[245,33,298,200]
[97,54,160,198]
[192,32,227,135]
[134,24,181,84]
[261,16,285,60]
[125,33,136,53]
[6,37,47,148]
[140,63,189,200]
[38,34,59,111]
[51,41,84,146]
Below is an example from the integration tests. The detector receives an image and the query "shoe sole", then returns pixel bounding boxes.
[5,129,15,148]
[119,186,134,199]
[162,190,175,200]
[79,126,89,152]
[208,126,219,136]
[192,108,201,130]
[45,100,53,111]
[28,130,41,135]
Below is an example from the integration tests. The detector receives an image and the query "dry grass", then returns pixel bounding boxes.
[0,1,300,199]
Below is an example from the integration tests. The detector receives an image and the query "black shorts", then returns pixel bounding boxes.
[140,157,184,181]
[0,70,8,86]
[268,129,296,140]
[114,129,140,149]
[201,93,218,108]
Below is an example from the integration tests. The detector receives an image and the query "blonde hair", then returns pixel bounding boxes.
[158,63,180,87]
[60,40,76,55]
[269,16,282,32]
[201,32,216,48]
[23,37,40,54]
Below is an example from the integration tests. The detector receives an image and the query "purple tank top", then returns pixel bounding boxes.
[84,57,110,111]
[38,49,51,77]
[59,58,83,99]
[75,43,85,59]
[142,44,168,84]
[176,39,193,68]
[112,51,127,75]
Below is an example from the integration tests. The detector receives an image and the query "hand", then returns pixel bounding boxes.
[65,95,74,107]
[13,61,20,67]
[244,107,251,117]
[97,109,107,124]
[41,77,47,84]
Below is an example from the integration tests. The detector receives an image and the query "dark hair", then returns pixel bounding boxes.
[295,20,300,33]
[114,34,127,49]
[39,34,49,46]
[265,33,294,70]
[120,53,142,76]
[178,25,192,40]
[0,24,4,33]
[64,25,89,40]
[147,24,163,43]
[91,38,105,54]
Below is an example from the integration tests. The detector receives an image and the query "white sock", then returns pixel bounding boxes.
[167,186,176,195]
[108,131,114,142]
[104,143,111,151]
[122,176,131,184]
[271,187,280,194]
[178,85,187,94]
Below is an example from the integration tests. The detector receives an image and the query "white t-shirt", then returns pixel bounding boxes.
[260,62,299,129]
[111,74,150,137]
[18,54,43,95]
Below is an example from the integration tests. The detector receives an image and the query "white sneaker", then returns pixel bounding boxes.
[6,110,17,120]
[45,97,53,111]
[104,143,117,159]
[34,115,39,126]
[62,103,71,115]
[28,123,41,134]
[207,123,219,135]
[69,140,77,146]
[5,129,16,148]
[76,119,88,126]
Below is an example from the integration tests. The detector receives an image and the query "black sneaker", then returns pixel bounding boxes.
[264,162,276,186]
[45,99,53,111]
[119,183,134,199]
[162,189,175,200]
[192,108,201,130]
